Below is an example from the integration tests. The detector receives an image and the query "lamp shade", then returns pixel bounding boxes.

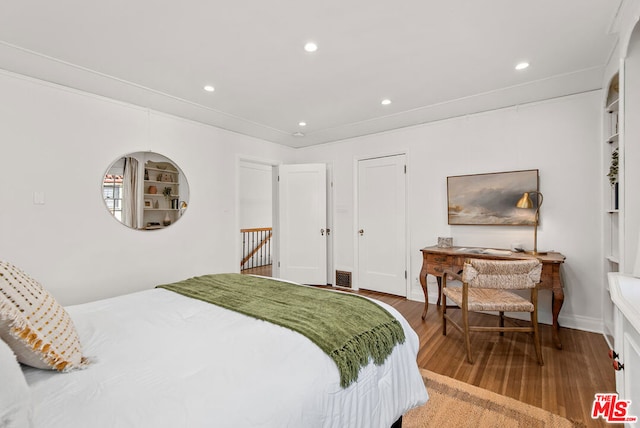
[515,191,544,254]
[516,192,534,209]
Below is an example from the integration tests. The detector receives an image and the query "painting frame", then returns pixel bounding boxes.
[447,169,539,226]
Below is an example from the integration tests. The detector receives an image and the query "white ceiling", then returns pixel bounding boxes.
[0,1,623,148]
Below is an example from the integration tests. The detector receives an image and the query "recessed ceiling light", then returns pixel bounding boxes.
[515,62,529,71]
[304,42,318,53]
[203,85,215,92]
[298,121,307,127]
[381,99,392,106]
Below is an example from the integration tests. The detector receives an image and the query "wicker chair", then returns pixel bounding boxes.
[441,258,544,365]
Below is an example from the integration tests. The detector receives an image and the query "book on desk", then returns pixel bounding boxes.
[455,247,513,256]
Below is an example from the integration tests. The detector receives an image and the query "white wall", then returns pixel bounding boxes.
[0,70,295,305]
[296,92,603,332]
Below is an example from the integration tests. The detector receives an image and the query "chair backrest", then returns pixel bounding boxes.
[461,258,542,289]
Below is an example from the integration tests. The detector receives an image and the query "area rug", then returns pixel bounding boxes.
[403,369,582,428]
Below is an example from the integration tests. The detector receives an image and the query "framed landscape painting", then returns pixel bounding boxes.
[447,169,539,225]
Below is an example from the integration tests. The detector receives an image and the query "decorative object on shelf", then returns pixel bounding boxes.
[144,199,152,208]
[163,213,171,227]
[447,169,539,225]
[158,172,173,182]
[144,169,149,180]
[180,201,188,216]
[437,237,453,248]
[515,191,545,255]
[148,185,158,194]
[607,148,619,186]
[154,200,159,209]
[162,187,172,200]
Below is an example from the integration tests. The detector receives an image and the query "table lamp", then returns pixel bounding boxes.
[515,191,544,255]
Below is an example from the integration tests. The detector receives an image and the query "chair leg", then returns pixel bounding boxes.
[462,304,473,364]
[531,311,543,365]
[441,292,447,336]
[531,290,544,365]
[499,311,505,336]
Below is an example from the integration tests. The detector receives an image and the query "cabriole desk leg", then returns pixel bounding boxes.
[419,265,429,320]
[551,287,564,349]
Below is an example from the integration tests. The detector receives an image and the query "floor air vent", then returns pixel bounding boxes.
[336,270,352,288]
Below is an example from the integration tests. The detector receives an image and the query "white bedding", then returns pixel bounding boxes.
[23,286,428,428]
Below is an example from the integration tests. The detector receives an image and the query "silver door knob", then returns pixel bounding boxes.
[321,228,325,236]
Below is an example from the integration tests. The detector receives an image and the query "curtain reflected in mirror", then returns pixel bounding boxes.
[102,152,189,230]
[122,157,139,228]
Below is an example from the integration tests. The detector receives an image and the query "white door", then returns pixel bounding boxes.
[357,155,406,296]
[278,164,327,285]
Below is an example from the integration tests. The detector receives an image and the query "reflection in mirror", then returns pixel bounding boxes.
[102,152,189,230]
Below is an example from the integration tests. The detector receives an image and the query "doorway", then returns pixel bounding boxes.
[238,160,332,285]
[239,160,275,277]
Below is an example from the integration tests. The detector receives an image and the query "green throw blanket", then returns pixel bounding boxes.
[156,273,405,388]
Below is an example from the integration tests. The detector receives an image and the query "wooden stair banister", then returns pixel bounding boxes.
[240,227,272,267]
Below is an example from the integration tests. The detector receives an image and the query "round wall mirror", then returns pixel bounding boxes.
[102,152,189,230]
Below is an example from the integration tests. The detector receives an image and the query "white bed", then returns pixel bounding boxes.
[21,284,428,428]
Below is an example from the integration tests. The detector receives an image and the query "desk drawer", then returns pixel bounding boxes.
[539,264,560,290]
[427,254,452,264]
[426,254,454,276]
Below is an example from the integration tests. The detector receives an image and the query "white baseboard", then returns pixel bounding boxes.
[557,313,603,335]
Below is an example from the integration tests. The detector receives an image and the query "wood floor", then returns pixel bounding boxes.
[355,289,618,428]
[241,264,272,277]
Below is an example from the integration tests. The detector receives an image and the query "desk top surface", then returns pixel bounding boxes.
[421,245,566,264]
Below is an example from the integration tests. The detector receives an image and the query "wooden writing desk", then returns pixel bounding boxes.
[419,245,566,349]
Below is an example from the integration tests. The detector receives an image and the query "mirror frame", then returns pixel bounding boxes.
[102,151,189,230]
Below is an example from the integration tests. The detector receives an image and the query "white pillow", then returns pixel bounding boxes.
[0,339,32,428]
[0,260,89,371]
